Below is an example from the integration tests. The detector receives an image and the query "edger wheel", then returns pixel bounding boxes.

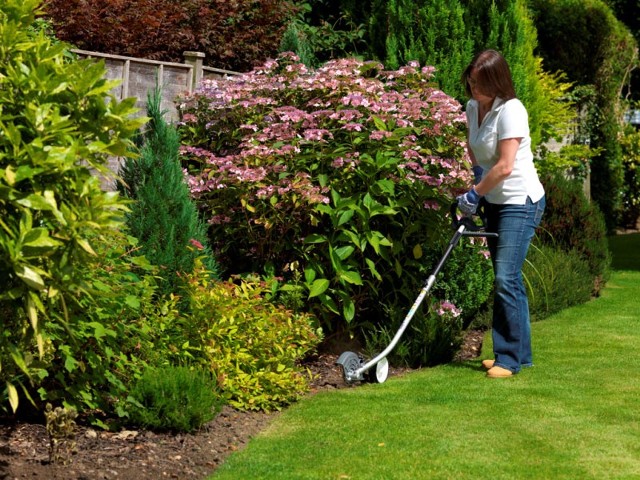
[364,357,389,384]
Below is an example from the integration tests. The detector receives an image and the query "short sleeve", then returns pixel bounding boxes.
[497,99,529,140]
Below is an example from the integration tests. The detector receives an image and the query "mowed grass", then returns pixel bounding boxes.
[210,237,640,480]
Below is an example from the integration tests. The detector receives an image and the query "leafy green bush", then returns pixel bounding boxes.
[538,173,611,291]
[127,366,223,433]
[424,240,493,327]
[279,2,365,68]
[530,0,636,233]
[183,260,323,411]
[119,87,219,298]
[178,54,479,360]
[33,231,162,423]
[0,0,144,413]
[535,144,600,182]
[524,243,593,321]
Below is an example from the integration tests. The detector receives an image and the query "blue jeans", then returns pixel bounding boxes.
[484,196,545,373]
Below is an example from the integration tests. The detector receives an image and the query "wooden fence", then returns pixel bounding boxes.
[73,49,239,121]
[72,49,239,186]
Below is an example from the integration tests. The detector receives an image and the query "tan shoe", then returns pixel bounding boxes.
[486,366,513,378]
[481,359,495,370]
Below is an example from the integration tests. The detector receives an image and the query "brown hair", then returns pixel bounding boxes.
[462,49,517,100]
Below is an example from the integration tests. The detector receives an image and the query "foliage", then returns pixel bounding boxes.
[602,0,640,100]
[533,58,577,149]
[44,0,298,72]
[0,0,145,413]
[353,0,567,152]
[524,243,594,322]
[182,260,323,411]
[530,0,638,232]
[535,144,601,182]
[422,239,493,328]
[45,403,78,465]
[279,1,365,68]
[127,366,223,432]
[118,87,219,297]
[367,0,474,101]
[364,239,493,368]
[538,173,611,290]
[177,53,483,360]
[620,124,640,229]
[31,231,162,422]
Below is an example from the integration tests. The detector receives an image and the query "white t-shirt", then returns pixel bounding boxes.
[466,97,544,205]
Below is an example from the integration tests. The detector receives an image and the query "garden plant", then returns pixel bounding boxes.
[0,0,147,415]
[178,52,494,366]
[0,0,323,422]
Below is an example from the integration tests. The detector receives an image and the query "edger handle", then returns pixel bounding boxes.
[450,201,498,238]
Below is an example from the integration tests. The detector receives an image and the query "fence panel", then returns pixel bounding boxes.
[71,49,239,187]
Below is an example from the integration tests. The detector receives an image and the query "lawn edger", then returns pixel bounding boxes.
[336,201,498,384]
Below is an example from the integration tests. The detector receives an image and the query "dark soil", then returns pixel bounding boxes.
[0,330,484,480]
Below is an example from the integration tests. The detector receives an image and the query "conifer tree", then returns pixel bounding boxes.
[119,87,220,296]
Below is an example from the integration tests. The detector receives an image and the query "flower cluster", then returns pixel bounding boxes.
[436,300,462,319]
[177,52,473,331]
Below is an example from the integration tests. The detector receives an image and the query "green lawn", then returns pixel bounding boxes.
[210,236,640,480]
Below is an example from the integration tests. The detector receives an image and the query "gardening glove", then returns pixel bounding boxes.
[457,187,481,216]
[472,165,484,185]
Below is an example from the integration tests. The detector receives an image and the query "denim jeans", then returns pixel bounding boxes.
[484,196,546,373]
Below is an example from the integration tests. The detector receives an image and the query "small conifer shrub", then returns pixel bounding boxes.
[119,87,220,296]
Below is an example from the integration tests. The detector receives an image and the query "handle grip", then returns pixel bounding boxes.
[450,201,497,237]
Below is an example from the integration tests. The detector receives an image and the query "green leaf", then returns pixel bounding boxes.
[413,244,423,259]
[9,345,31,377]
[304,267,316,284]
[374,179,396,195]
[304,234,327,244]
[21,228,62,250]
[7,382,19,413]
[337,210,354,226]
[372,115,387,131]
[15,193,57,211]
[125,295,141,309]
[339,270,363,285]
[64,355,79,372]
[342,297,355,322]
[334,245,355,260]
[15,264,46,290]
[76,237,97,256]
[317,293,339,314]
[308,278,329,298]
[339,230,366,251]
[366,258,382,281]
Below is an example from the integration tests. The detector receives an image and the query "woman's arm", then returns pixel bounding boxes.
[474,137,521,196]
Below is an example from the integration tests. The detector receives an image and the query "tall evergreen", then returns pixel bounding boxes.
[118,87,220,296]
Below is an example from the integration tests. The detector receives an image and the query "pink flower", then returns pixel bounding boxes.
[189,239,205,250]
[437,301,461,318]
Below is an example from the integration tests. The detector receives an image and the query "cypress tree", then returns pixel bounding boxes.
[119,87,220,296]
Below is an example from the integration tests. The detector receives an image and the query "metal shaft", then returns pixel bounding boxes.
[354,224,467,378]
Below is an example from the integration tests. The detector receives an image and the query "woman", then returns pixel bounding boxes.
[456,49,546,378]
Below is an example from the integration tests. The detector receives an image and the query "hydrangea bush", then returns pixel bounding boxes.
[178,53,490,356]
